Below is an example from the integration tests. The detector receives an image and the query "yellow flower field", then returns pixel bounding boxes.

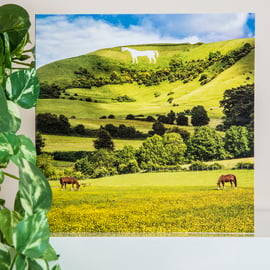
[48,170,254,235]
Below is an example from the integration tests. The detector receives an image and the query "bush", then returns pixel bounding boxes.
[91,167,109,178]
[234,162,254,169]
[189,161,222,171]
[189,161,208,171]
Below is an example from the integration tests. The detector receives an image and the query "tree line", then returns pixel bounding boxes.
[37,83,254,178]
[42,124,252,179]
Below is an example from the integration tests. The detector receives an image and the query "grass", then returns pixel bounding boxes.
[48,169,253,234]
[36,50,254,122]
[36,38,254,123]
[42,134,144,152]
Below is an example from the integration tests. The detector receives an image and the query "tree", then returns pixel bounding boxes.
[73,124,85,135]
[152,121,166,136]
[58,114,71,134]
[224,126,251,158]
[138,133,186,166]
[94,128,114,150]
[166,127,190,142]
[36,154,56,178]
[163,133,187,164]
[176,112,188,126]
[220,84,254,129]
[138,134,166,166]
[157,115,170,124]
[36,131,45,155]
[187,126,226,161]
[190,105,209,126]
[36,113,71,135]
[167,110,176,124]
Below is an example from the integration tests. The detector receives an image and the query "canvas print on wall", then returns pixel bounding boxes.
[35,13,255,236]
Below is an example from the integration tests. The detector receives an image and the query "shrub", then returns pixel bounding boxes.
[108,114,115,119]
[234,162,254,169]
[189,161,208,171]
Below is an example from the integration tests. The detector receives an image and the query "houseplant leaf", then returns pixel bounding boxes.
[42,243,59,261]
[14,191,25,217]
[6,69,40,109]
[0,209,21,245]
[0,4,30,54]
[18,158,52,215]
[11,135,36,166]
[0,84,21,133]
[13,212,50,258]
[28,257,49,270]
[0,132,20,168]
[0,243,11,270]
[15,254,29,270]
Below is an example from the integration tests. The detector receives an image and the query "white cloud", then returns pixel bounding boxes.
[146,13,249,42]
[36,13,251,68]
[36,15,199,68]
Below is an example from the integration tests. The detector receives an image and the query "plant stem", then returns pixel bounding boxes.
[12,60,32,67]
[3,172,19,181]
[9,252,18,270]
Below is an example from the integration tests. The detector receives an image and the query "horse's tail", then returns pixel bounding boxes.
[155,50,159,58]
[60,177,63,184]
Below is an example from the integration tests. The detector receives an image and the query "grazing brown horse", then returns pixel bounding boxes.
[60,177,80,191]
[217,174,237,190]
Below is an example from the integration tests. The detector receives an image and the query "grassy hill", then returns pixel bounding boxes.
[37,38,254,86]
[36,38,254,136]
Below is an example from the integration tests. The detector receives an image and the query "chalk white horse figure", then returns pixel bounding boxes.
[121,47,159,64]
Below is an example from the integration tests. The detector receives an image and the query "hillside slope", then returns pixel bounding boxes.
[37,38,254,86]
[36,38,254,125]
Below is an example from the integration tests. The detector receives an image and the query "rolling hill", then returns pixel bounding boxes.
[36,38,255,127]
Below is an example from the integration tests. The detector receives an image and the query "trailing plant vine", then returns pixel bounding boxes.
[0,4,61,270]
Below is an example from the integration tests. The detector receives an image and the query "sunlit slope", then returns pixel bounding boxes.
[36,48,254,119]
[37,38,254,86]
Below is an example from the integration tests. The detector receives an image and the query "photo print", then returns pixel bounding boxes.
[35,13,255,236]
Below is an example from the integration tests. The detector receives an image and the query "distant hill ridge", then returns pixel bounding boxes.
[37,38,254,87]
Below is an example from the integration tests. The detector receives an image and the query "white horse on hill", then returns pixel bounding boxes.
[121,47,159,64]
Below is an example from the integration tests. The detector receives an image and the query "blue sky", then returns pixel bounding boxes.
[36,13,255,68]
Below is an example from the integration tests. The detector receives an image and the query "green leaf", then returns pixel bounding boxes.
[0,209,22,245]
[0,198,5,207]
[43,243,59,261]
[13,212,50,258]
[7,100,21,133]
[51,264,61,270]
[15,254,29,270]
[0,170,4,184]
[3,32,11,71]
[14,191,25,217]
[11,135,36,166]
[0,132,20,168]
[11,32,30,59]
[0,85,12,133]
[0,243,11,270]
[28,258,49,270]
[0,4,31,54]
[0,86,21,133]
[19,158,52,215]
[6,69,40,109]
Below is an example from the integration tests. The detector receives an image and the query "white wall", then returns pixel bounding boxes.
[1,0,270,269]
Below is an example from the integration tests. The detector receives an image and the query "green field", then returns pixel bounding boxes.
[42,134,144,152]
[49,169,254,235]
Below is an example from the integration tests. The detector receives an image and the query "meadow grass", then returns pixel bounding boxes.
[49,169,253,234]
[42,134,144,152]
